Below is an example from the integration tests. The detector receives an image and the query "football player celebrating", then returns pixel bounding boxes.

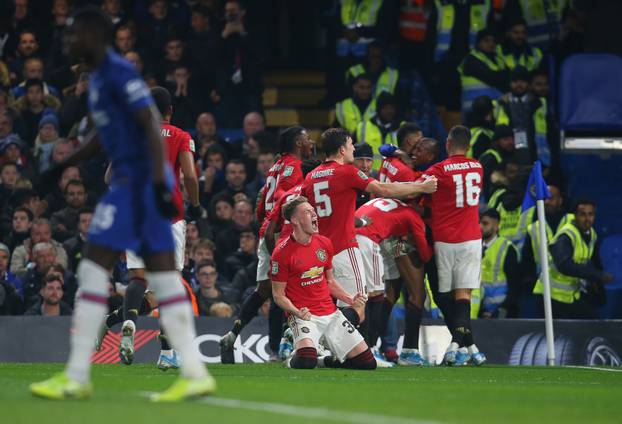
[355,198,433,366]
[420,125,486,366]
[271,196,376,370]
[302,128,437,329]
[219,159,320,363]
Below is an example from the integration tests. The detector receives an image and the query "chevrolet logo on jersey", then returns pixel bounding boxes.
[300,266,324,279]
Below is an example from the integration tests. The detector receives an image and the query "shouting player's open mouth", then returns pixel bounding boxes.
[311,217,318,232]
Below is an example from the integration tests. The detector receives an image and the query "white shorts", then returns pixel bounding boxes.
[332,247,366,307]
[355,235,384,293]
[256,237,270,281]
[288,310,364,362]
[434,239,482,293]
[380,238,400,281]
[126,220,187,271]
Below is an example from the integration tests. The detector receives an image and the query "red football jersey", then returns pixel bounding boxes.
[421,155,483,243]
[257,153,303,220]
[302,161,373,253]
[378,157,418,183]
[270,234,337,316]
[355,198,432,262]
[162,122,194,223]
[258,184,302,239]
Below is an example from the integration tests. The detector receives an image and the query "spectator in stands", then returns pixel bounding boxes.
[530,69,549,100]
[496,66,550,168]
[114,24,138,56]
[43,165,81,214]
[521,185,572,292]
[216,0,263,127]
[138,0,183,61]
[0,279,24,315]
[209,302,233,318]
[183,238,217,286]
[240,130,276,188]
[335,73,375,134]
[215,199,255,260]
[346,41,399,99]
[102,0,125,26]
[211,194,234,230]
[211,160,254,209]
[20,241,59,307]
[11,58,60,99]
[0,110,22,143]
[160,35,191,82]
[168,64,204,130]
[336,0,389,61]
[58,71,89,133]
[533,200,614,319]
[3,206,33,252]
[195,112,227,154]
[0,136,35,182]
[223,228,257,280]
[24,274,72,316]
[185,221,200,247]
[50,179,87,241]
[354,92,400,170]
[10,218,68,277]
[231,111,265,158]
[10,189,46,221]
[246,149,275,199]
[13,79,61,146]
[34,114,62,173]
[479,125,515,199]
[200,145,228,205]
[193,259,232,316]
[464,95,495,159]
[0,162,20,208]
[62,207,92,274]
[49,139,75,168]
[477,208,520,318]
[497,18,543,72]
[458,28,508,112]
[0,242,24,300]
[188,5,219,76]
[7,30,40,84]
[45,0,72,74]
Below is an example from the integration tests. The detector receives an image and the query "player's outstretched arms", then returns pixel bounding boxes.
[272,280,310,320]
[365,176,437,198]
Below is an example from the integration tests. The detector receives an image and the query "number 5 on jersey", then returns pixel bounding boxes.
[313,181,332,217]
[452,172,481,208]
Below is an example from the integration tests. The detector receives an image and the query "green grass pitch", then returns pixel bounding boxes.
[1,363,621,424]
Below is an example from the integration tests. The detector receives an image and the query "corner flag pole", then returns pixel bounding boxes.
[536,197,556,366]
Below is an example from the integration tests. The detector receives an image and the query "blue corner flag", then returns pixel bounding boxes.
[522,161,551,212]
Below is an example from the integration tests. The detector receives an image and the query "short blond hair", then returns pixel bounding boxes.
[209,302,233,317]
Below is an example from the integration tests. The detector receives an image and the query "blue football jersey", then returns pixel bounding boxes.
[88,50,154,181]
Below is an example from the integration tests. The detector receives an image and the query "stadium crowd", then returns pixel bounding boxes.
[0,0,616,328]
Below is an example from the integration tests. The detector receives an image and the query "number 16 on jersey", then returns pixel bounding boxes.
[452,172,481,208]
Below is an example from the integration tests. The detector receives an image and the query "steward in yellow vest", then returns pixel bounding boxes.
[533,200,614,319]
[346,42,399,99]
[496,18,543,71]
[458,28,509,112]
[475,209,521,318]
[465,95,495,159]
[478,125,514,199]
[335,73,376,134]
[338,0,385,58]
[354,92,400,170]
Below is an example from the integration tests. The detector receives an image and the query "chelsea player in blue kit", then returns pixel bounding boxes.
[30,7,215,402]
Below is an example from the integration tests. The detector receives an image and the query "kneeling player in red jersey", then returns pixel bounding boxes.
[270,196,376,370]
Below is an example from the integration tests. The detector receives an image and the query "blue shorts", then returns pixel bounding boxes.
[87,179,174,256]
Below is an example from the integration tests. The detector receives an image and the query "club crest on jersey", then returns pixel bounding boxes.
[357,170,369,180]
[300,266,323,279]
[283,166,294,177]
[271,261,279,275]
[316,249,327,262]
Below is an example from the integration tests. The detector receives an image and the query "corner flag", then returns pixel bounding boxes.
[522,161,551,212]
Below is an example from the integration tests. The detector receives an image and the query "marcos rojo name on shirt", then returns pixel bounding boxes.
[441,161,482,172]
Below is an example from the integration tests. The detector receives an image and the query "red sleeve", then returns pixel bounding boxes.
[279,165,303,193]
[344,164,373,191]
[178,130,194,154]
[421,163,439,180]
[270,244,290,282]
[256,186,266,221]
[405,210,432,262]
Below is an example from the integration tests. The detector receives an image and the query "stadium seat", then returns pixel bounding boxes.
[559,54,622,151]
[597,234,622,319]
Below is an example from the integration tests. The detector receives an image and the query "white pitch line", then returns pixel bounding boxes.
[566,366,622,373]
[200,397,443,424]
[140,392,442,424]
